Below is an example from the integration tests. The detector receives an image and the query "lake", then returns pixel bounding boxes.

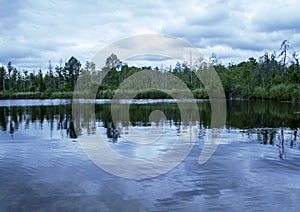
[0,99,300,211]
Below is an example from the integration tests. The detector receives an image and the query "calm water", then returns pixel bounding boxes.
[0,99,300,211]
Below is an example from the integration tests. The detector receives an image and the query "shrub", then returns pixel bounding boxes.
[192,89,209,99]
[250,87,268,100]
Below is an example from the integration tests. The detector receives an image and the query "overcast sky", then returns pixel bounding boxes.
[1,0,300,70]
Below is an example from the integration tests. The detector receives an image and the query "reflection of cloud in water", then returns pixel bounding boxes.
[98,122,197,160]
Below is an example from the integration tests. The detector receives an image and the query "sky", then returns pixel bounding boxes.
[1,0,300,70]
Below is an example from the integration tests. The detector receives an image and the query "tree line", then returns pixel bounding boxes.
[0,40,299,100]
[0,56,81,93]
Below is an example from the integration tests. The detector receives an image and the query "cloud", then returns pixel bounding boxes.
[0,0,26,30]
[252,1,300,33]
[0,0,299,70]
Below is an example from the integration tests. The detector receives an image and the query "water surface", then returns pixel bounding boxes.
[0,100,300,211]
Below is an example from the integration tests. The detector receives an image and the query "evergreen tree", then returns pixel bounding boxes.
[0,66,6,91]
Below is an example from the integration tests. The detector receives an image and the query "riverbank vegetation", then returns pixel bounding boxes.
[0,40,299,101]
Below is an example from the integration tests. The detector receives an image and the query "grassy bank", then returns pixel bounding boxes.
[0,92,74,99]
[0,85,299,101]
[231,84,300,101]
[0,89,209,100]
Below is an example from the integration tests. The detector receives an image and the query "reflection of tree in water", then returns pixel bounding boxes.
[9,120,14,135]
[0,107,7,131]
[0,105,79,140]
[0,102,299,150]
[227,101,300,129]
[290,130,298,149]
[67,120,77,139]
[257,128,276,145]
[245,127,299,159]
[105,122,120,143]
[277,127,286,159]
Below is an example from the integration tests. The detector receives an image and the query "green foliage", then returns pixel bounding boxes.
[269,84,299,101]
[250,87,269,100]
[1,41,300,101]
[0,91,74,99]
[63,56,82,91]
[96,89,114,99]
[192,89,209,99]
[51,92,74,99]
[135,89,170,99]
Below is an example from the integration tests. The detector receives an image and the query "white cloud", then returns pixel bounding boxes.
[0,0,299,70]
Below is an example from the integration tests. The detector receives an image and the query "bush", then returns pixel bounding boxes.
[192,89,209,99]
[231,85,251,99]
[135,89,170,99]
[268,84,300,101]
[250,87,268,100]
[0,92,75,99]
[51,92,73,99]
[290,85,300,101]
[96,89,114,99]
[269,84,289,101]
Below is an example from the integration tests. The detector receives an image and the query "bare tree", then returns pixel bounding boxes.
[279,40,290,81]
[292,51,299,72]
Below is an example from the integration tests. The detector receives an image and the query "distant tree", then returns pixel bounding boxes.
[37,69,46,92]
[279,40,290,81]
[79,61,96,91]
[29,72,37,92]
[256,52,271,88]
[23,70,28,91]
[105,53,122,70]
[63,56,82,91]
[47,60,54,90]
[0,66,6,91]
[9,64,18,91]
[269,51,281,85]
[174,62,182,72]
[292,51,299,71]
[7,61,14,90]
[209,52,218,65]
[287,51,300,83]
[102,54,122,88]
[7,62,13,76]
[55,59,64,91]
[17,71,23,92]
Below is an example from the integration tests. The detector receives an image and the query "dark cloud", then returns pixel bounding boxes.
[0,0,300,69]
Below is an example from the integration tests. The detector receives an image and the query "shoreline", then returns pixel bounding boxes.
[0,92,299,103]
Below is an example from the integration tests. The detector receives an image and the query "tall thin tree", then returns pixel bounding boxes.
[279,40,290,81]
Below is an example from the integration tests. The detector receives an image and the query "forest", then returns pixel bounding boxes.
[0,40,299,101]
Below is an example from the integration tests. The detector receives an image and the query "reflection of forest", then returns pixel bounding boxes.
[227,101,300,129]
[241,127,299,159]
[0,104,80,139]
[0,101,299,151]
